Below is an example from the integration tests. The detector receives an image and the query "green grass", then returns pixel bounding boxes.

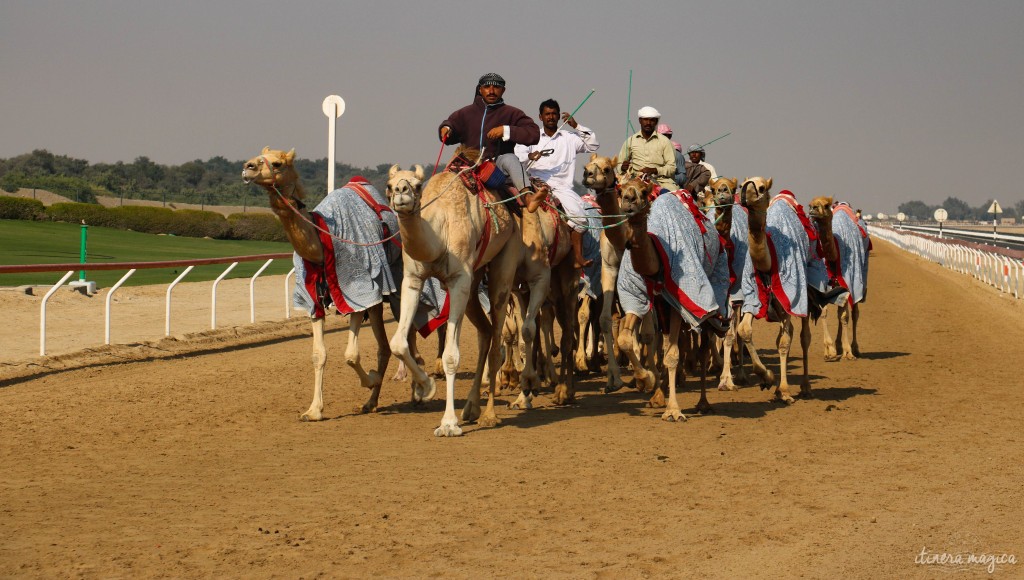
[0,219,294,287]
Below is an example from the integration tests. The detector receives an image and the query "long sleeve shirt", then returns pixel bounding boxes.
[439,96,539,160]
[514,124,599,197]
[615,131,677,191]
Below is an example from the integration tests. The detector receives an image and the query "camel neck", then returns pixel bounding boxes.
[264,181,324,265]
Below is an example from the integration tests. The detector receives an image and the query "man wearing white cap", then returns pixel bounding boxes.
[616,106,677,191]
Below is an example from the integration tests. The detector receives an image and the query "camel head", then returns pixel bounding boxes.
[618,175,654,226]
[242,147,303,200]
[387,164,426,215]
[708,177,738,209]
[740,177,772,212]
[582,153,618,195]
[807,196,835,222]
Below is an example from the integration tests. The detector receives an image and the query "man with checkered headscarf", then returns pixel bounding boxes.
[439,73,547,212]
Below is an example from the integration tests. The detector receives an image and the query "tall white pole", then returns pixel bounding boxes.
[322,95,346,192]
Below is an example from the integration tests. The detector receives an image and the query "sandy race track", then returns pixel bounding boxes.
[1,240,1023,578]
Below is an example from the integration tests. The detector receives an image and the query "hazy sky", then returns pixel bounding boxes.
[3,0,1022,214]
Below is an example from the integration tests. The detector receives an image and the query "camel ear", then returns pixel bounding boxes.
[727,178,737,189]
[765,177,773,190]
[261,146,271,155]
[611,156,618,166]
[388,164,400,179]
[413,165,425,181]
[284,149,295,163]
[589,153,598,162]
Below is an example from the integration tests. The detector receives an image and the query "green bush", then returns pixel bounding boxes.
[227,212,287,242]
[0,196,46,220]
[173,209,231,238]
[46,202,116,227]
[108,205,180,235]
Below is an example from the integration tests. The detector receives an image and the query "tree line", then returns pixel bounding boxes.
[0,149,435,209]
[897,197,1024,222]
[3,149,1021,222]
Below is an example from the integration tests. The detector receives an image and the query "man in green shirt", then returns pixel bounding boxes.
[616,106,677,192]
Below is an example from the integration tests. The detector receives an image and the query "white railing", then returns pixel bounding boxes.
[1,254,295,356]
[871,226,1023,300]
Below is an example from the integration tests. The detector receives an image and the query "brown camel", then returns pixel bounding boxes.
[809,198,866,361]
[807,195,842,361]
[506,193,579,409]
[241,147,395,420]
[703,177,774,391]
[616,176,727,420]
[737,178,817,404]
[580,154,630,391]
[386,156,522,437]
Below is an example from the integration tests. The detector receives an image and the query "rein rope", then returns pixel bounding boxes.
[255,157,399,248]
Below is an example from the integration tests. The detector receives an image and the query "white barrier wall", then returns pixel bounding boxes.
[870,226,1023,300]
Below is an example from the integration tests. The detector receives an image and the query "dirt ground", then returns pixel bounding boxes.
[1,240,1023,578]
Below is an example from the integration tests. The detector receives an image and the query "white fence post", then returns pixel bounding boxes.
[166,265,196,336]
[105,269,138,344]
[249,259,275,323]
[211,262,239,329]
[39,271,77,356]
[285,267,296,319]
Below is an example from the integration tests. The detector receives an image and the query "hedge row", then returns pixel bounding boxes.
[0,196,287,242]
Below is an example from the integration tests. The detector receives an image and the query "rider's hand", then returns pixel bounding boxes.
[439,126,451,142]
[528,151,543,162]
[562,113,578,129]
[486,126,504,140]
[641,167,657,175]
[619,160,631,173]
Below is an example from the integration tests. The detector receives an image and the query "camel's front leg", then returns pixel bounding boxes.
[358,303,392,414]
[736,312,774,388]
[718,304,740,391]
[553,263,579,406]
[617,313,656,395]
[574,294,592,373]
[661,314,686,422]
[694,328,715,415]
[498,302,521,393]
[517,270,551,405]
[798,317,812,397]
[479,263,514,428]
[389,274,435,405]
[600,249,625,392]
[838,303,858,360]
[301,316,328,422]
[461,289,492,425]
[849,303,862,358]
[820,304,838,361]
[774,316,796,404]
[435,273,473,437]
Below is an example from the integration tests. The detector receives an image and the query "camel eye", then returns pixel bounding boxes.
[272,161,282,168]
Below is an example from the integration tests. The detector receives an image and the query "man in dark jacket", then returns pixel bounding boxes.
[439,73,547,212]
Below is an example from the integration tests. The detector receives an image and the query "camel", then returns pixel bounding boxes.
[738,179,838,403]
[580,154,629,392]
[241,147,398,420]
[498,190,578,409]
[702,177,774,391]
[616,176,730,420]
[811,199,870,360]
[573,194,609,376]
[386,155,522,436]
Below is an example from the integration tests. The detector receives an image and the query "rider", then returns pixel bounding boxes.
[438,73,547,213]
[616,106,677,192]
[678,143,712,196]
[515,98,600,268]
